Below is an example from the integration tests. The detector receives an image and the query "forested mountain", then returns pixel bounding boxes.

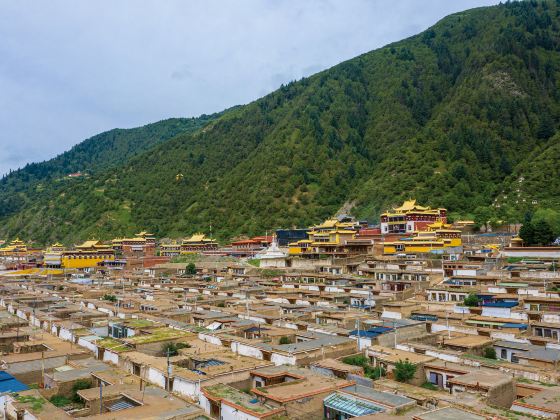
[2,0,560,244]
[0,115,217,237]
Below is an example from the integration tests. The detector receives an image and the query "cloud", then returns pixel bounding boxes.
[0,0,500,175]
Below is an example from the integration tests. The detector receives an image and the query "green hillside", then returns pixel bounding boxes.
[2,1,560,244]
[0,115,218,241]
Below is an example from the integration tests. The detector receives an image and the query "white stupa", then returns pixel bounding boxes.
[256,236,287,268]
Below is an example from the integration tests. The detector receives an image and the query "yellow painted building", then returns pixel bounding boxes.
[61,240,115,269]
[160,241,181,257]
[0,238,28,257]
[383,222,462,255]
[43,243,66,268]
[288,217,358,257]
[180,233,218,254]
[380,199,447,235]
[0,238,32,262]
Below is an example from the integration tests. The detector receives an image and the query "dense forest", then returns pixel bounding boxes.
[2,1,560,245]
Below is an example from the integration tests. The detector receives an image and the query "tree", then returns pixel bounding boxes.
[71,379,92,402]
[394,359,417,383]
[533,208,560,237]
[532,220,556,246]
[463,293,480,307]
[473,206,494,232]
[519,222,535,245]
[162,342,179,357]
[537,112,555,139]
[185,263,197,275]
[279,336,291,345]
[483,347,497,359]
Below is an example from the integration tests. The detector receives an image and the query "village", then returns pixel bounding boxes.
[0,200,559,419]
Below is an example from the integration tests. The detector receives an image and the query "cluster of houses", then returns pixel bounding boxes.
[0,201,559,418]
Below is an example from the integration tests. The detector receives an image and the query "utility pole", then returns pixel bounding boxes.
[357,318,361,351]
[40,351,44,388]
[166,348,172,394]
[393,320,397,348]
[99,379,103,413]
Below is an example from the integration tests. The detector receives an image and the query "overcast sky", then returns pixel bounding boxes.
[0,0,499,176]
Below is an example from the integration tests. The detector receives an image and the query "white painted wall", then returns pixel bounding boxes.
[78,337,98,354]
[147,367,166,388]
[199,392,211,414]
[231,342,263,360]
[221,402,260,420]
[199,333,222,346]
[381,310,402,320]
[271,352,296,366]
[59,328,73,342]
[103,350,119,365]
[173,376,198,399]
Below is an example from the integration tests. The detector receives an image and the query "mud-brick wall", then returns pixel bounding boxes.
[376,323,427,348]
[487,379,516,408]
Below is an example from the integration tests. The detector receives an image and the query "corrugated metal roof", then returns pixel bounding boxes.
[324,392,385,416]
[107,398,137,412]
[0,371,29,393]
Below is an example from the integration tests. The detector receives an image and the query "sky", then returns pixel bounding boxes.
[0,0,500,176]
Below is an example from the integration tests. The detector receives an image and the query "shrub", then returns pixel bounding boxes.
[463,293,479,307]
[71,379,92,402]
[342,354,368,367]
[185,263,197,275]
[279,336,291,345]
[394,359,416,383]
[50,395,72,407]
[421,381,438,390]
[162,341,191,356]
[483,347,497,359]
[364,365,386,379]
[162,342,179,356]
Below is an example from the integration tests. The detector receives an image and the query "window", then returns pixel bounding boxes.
[535,328,543,336]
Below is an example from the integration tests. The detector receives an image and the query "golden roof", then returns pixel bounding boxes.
[396,199,424,211]
[182,233,216,243]
[136,231,154,237]
[427,221,454,230]
[385,199,443,215]
[76,240,101,248]
[317,219,338,228]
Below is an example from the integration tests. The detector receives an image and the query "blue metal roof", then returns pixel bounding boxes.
[349,330,381,338]
[482,301,518,308]
[324,392,385,416]
[349,326,393,338]
[411,314,438,322]
[502,323,528,329]
[0,371,29,394]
